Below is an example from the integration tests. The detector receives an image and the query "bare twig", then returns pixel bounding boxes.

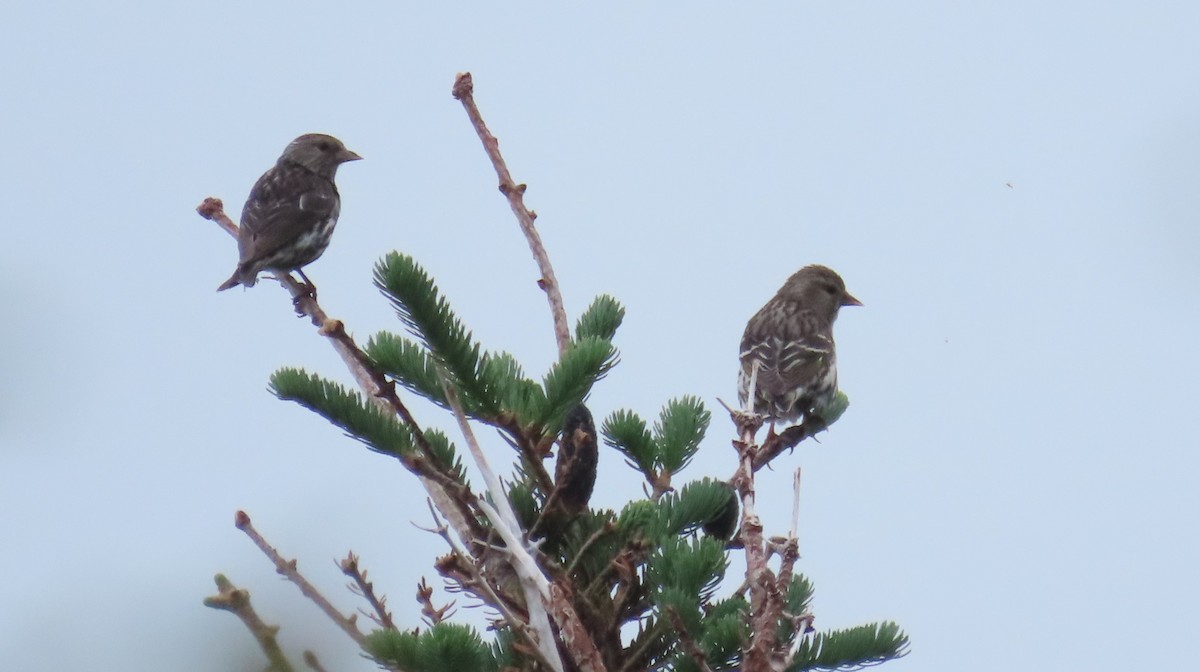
[203,573,297,672]
[340,551,396,630]
[422,501,546,661]
[234,510,366,646]
[452,72,572,356]
[415,577,456,625]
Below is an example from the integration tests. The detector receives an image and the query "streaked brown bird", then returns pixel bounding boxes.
[738,265,861,425]
[217,133,361,291]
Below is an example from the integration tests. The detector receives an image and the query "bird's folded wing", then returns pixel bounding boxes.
[740,332,831,395]
[239,174,336,260]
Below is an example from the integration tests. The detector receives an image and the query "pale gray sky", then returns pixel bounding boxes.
[2,2,1198,671]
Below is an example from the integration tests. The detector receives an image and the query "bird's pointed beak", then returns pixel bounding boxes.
[339,149,363,163]
[842,292,863,307]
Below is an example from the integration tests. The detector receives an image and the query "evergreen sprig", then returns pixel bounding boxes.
[646,537,727,607]
[664,478,737,536]
[268,368,415,458]
[556,509,620,576]
[693,597,749,671]
[790,621,910,671]
[575,294,625,342]
[538,336,618,428]
[784,574,815,622]
[602,397,710,481]
[373,253,497,417]
[506,474,541,531]
[479,350,543,426]
[776,574,816,649]
[617,499,668,540]
[602,410,657,475]
[365,331,450,408]
[366,623,498,672]
[654,396,710,473]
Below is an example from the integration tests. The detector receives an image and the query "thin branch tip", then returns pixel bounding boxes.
[197,197,225,219]
[452,72,474,99]
[452,72,573,355]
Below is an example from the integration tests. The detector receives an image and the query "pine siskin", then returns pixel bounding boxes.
[218,133,361,291]
[738,265,861,424]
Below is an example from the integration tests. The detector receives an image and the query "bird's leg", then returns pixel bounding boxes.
[286,270,318,315]
[295,269,318,300]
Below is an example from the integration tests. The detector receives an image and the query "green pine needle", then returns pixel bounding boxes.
[575,294,625,342]
[776,574,816,648]
[655,586,705,631]
[785,574,815,619]
[695,608,746,671]
[646,537,728,605]
[373,252,497,416]
[269,368,415,458]
[790,621,910,671]
[506,476,540,531]
[666,478,736,536]
[617,499,668,540]
[365,331,450,409]
[366,623,497,672]
[538,336,618,428]
[421,428,467,483]
[479,350,543,426]
[602,410,657,476]
[654,396,710,473]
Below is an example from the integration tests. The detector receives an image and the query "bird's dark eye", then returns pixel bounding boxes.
[823,284,838,295]
[318,142,332,151]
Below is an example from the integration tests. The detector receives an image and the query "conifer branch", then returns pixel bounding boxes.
[452,72,572,356]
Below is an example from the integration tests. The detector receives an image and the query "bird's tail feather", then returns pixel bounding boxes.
[216,270,252,291]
